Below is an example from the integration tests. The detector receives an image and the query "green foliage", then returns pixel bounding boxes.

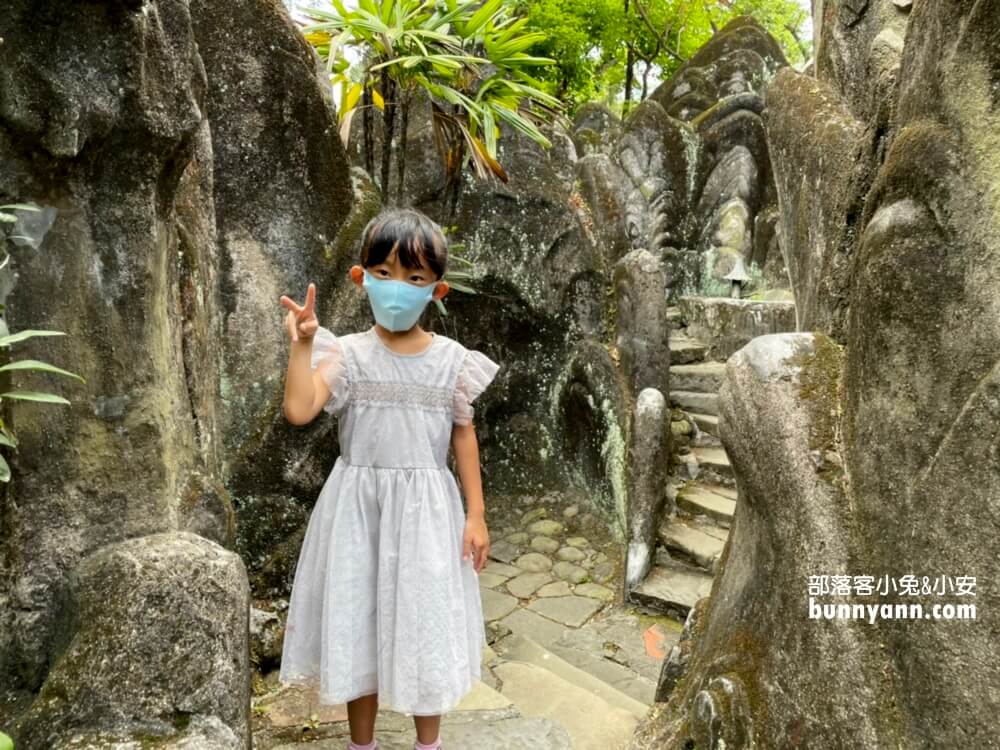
[0,203,85,483]
[433,224,477,314]
[0,730,12,750]
[510,0,811,116]
[295,0,565,200]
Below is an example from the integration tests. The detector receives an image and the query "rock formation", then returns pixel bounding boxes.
[0,0,354,745]
[635,1,1000,747]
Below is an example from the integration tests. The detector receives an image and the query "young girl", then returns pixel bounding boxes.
[277,208,499,750]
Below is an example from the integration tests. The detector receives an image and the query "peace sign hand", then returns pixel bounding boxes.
[279,283,319,344]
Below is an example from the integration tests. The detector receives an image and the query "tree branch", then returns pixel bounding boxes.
[785,23,810,60]
[633,0,686,62]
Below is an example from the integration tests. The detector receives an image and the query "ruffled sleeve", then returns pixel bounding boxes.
[453,348,500,425]
[310,326,350,416]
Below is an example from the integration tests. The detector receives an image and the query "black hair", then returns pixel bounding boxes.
[359,208,448,280]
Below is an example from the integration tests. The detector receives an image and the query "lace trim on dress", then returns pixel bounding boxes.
[351,379,454,410]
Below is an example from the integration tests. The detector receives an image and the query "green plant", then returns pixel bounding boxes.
[0,203,85,482]
[297,0,566,202]
[0,728,13,749]
[432,223,477,315]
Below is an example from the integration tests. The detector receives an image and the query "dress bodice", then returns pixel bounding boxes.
[310,326,500,470]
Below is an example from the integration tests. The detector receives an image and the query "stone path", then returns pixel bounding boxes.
[631,307,736,621]
[251,491,680,749]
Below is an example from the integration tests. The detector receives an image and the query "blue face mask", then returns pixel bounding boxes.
[362,269,437,332]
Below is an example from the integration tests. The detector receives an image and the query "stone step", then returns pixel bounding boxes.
[546,611,667,706]
[669,335,709,364]
[676,482,736,526]
[629,557,713,621]
[692,445,734,484]
[657,517,728,571]
[670,390,719,416]
[669,361,726,393]
[496,633,651,718]
[689,412,720,437]
[492,634,646,749]
[666,306,684,330]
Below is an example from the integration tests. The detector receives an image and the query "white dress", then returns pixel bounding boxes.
[278,324,500,717]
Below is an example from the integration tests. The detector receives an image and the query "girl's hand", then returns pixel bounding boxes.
[279,283,319,343]
[462,516,490,574]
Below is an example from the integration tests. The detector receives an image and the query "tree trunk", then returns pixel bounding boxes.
[624,46,634,113]
[380,70,395,203]
[395,92,409,206]
[362,86,375,181]
[623,0,633,114]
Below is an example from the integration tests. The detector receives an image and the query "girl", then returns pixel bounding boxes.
[277,208,499,750]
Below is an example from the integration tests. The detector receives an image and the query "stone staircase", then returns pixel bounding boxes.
[630,307,737,623]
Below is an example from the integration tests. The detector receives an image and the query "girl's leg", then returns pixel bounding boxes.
[413,714,442,748]
[347,692,379,746]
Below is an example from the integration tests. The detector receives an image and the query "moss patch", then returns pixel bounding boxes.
[787,335,844,456]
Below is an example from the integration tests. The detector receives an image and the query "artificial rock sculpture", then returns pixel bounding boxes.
[635,1,1000,747]
[575,17,792,302]
[0,0,354,745]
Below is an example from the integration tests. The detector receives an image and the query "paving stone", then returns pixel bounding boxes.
[272,711,572,750]
[505,531,529,545]
[537,581,573,597]
[492,661,639,750]
[530,535,560,554]
[552,560,588,583]
[483,560,522,578]
[527,519,564,537]
[580,557,595,570]
[556,546,586,562]
[431,714,572,750]
[565,536,590,548]
[562,505,579,518]
[482,587,520,622]
[590,560,616,583]
[257,684,347,727]
[521,507,547,525]
[574,582,615,602]
[478,572,509,589]
[506,572,554,599]
[527,595,604,627]
[489,539,521,564]
[497,606,567,649]
[514,552,554,572]
[556,607,679,685]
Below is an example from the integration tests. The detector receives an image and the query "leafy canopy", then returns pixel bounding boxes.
[510,0,811,114]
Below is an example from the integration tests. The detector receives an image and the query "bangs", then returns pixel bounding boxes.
[361,209,447,278]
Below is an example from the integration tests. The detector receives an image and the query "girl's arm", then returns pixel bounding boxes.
[282,336,332,426]
[451,422,485,519]
[452,422,490,571]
